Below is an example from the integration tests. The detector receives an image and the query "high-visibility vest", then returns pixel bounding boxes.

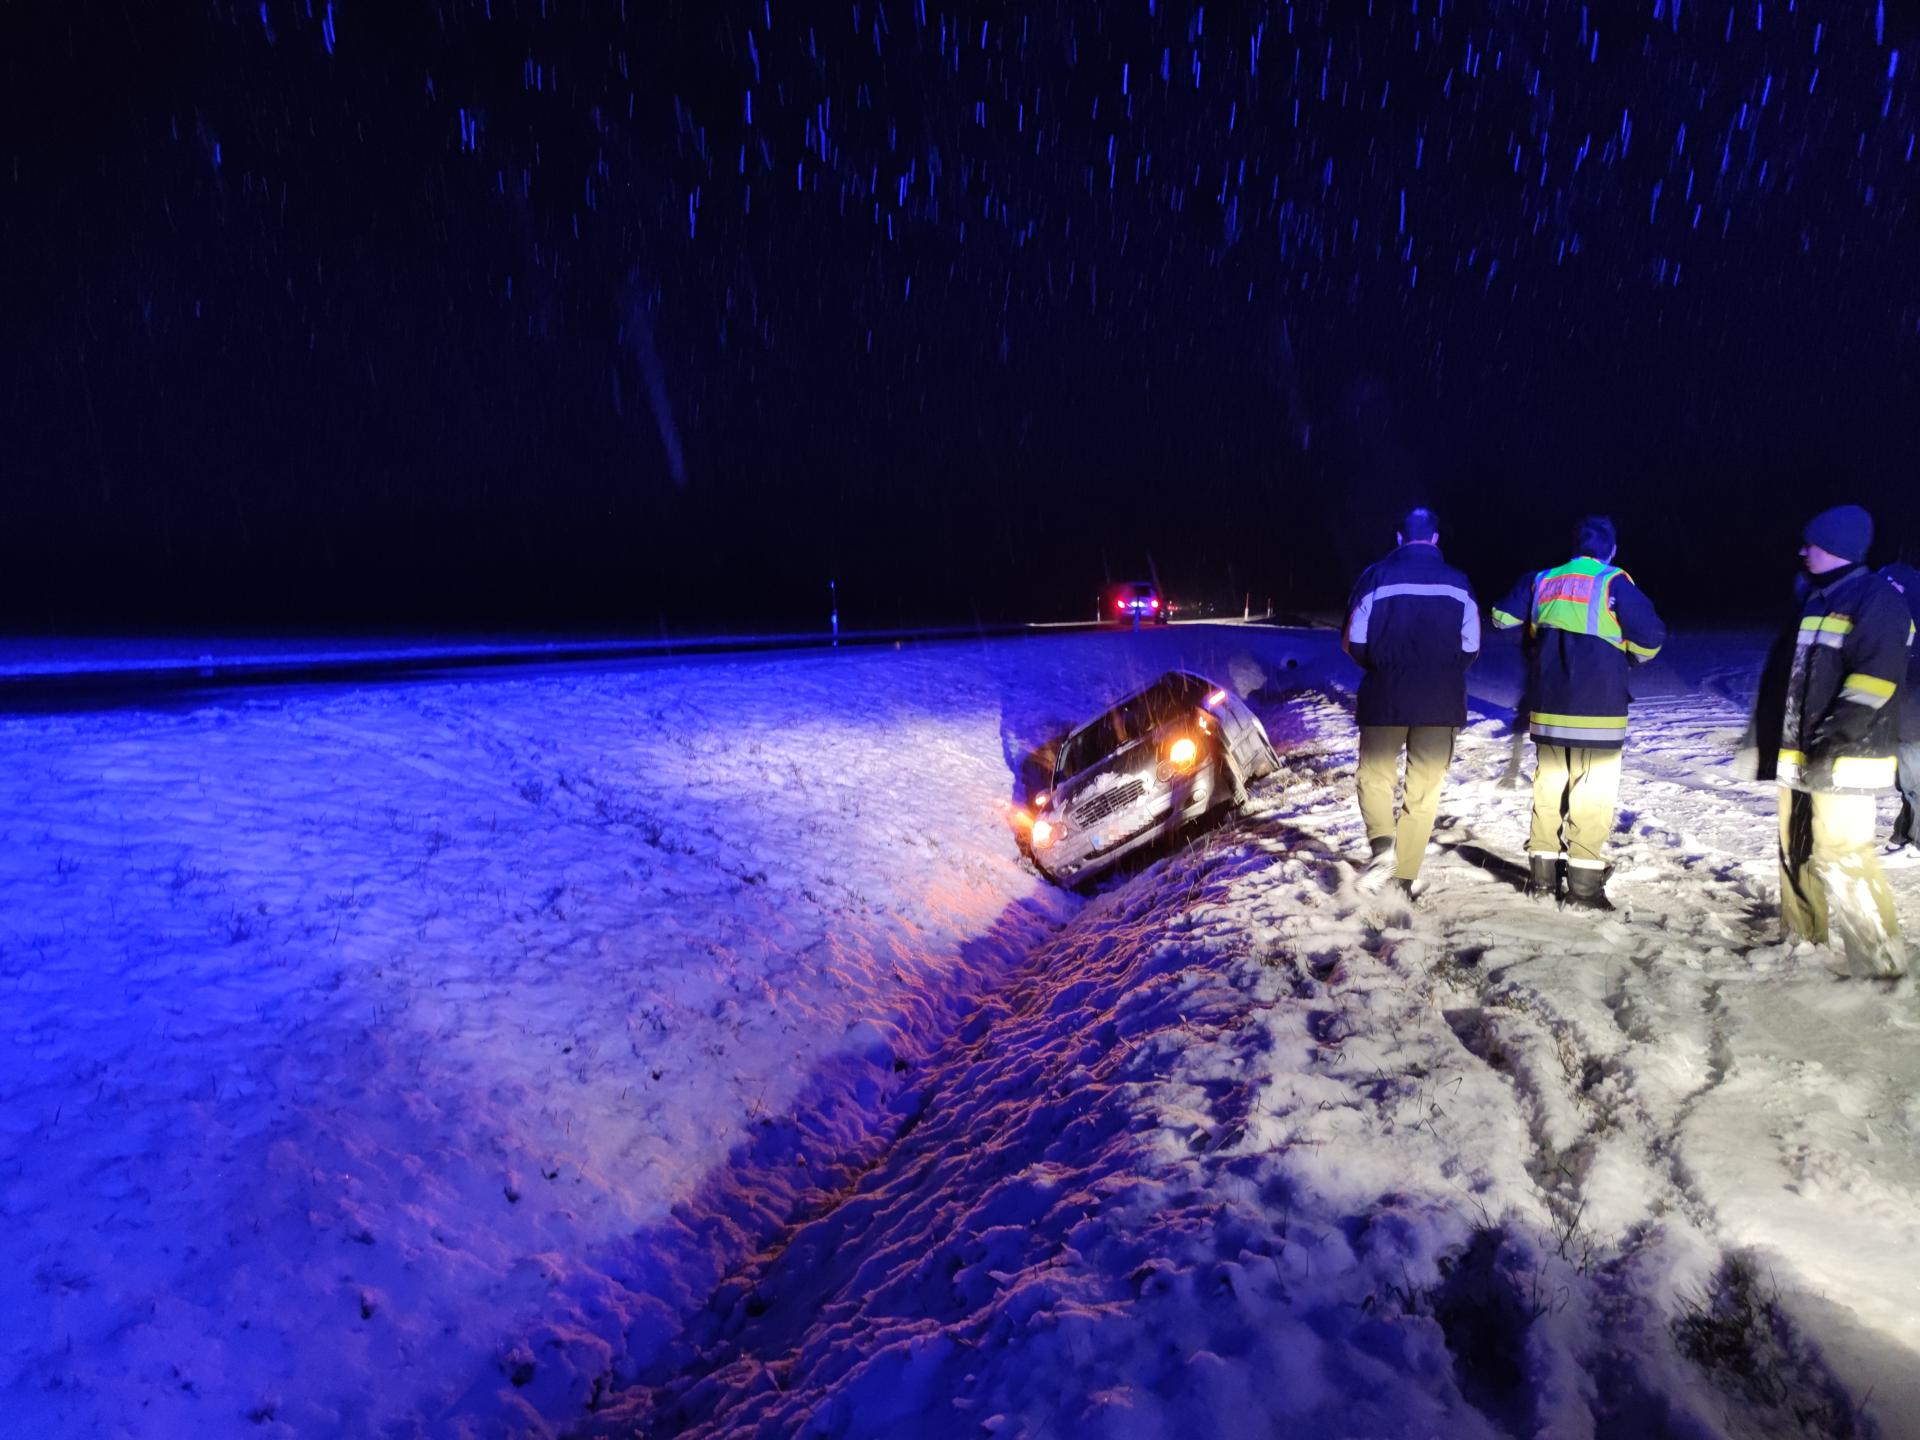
[1531,558,1626,645]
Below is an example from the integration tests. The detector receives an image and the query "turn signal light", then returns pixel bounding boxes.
[1167,736,1199,769]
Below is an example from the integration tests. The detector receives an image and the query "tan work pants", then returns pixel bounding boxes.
[1778,788,1907,977]
[1529,744,1622,870]
[1357,725,1457,880]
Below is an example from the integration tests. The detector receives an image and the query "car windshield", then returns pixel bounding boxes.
[1055,674,1208,779]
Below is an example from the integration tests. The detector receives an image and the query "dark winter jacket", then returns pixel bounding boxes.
[1491,556,1667,749]
[1779,563,1912,791]
[1344,543,1479,727]
[1881,562,1920,743]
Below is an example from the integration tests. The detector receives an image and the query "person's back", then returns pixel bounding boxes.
[1344,507,1479,899]
[1490,515,1666,908]
[1496,552,1667,748]
[1346,540,1479,729]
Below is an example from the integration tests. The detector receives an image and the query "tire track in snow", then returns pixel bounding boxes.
[1275,678,1867,1430]
[1408,725,1868,1435]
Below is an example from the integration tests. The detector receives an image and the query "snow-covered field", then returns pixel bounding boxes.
[3,624,1917,1438]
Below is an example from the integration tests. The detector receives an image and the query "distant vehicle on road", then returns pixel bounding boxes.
[1105,581,1170,625]
[1021,671,1280,885]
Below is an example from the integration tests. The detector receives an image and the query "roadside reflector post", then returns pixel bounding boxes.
[830,579,839,647]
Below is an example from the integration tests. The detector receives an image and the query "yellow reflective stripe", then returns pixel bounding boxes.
[1799,614,1855,634]
[1776,751,1896,788]
[1842,673,1897,700]
[1531,712,1628,730]
[1491,607,1524,628]
[1625,640,1662,659]
[1833,756,1897,788]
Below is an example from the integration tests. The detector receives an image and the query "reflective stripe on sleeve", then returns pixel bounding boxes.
[1626,640,1662,660]
[1348,588,1376,643]
[1839,673,1897,708]
[1490,607,1523,629]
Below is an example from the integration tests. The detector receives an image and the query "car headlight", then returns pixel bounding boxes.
[1167,735,1199,770]
[1031,817,1057,849]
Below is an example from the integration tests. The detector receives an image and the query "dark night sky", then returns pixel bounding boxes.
[5,0,1918,631]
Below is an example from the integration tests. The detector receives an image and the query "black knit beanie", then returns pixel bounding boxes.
[1802,505,1873,562]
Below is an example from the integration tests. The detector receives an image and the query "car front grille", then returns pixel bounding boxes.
[1074,777,1146,826]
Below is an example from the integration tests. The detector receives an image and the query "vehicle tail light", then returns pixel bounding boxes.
[1150,598,1160,609]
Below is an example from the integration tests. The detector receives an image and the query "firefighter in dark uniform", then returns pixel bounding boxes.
[1491,515,1668,910]
[1777,506,1910,977]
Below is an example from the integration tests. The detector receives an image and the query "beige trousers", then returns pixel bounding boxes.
[1529,744,1622,869]
[1778,788,1907,977]
[1357,725,1457,880]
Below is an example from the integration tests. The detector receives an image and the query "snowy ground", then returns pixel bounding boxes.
[3,624,1917,1438]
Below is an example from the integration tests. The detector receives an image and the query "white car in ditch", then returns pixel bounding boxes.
[1022,671,1280,885]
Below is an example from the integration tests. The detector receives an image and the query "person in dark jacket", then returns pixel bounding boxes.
[1344,507,1480,897]
[1879,552,1920,866]
[1776,506,1910,977]
[1491,515,1668,910]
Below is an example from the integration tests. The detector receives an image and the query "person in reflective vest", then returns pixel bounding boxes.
[1343,507,1480,900]
[1776,505,1910,977]
[1491,515,1668,909]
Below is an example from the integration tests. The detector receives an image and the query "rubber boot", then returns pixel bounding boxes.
[1564,864,1614,912]
[1526,856,1562,903]
[1359,835,1396,893]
